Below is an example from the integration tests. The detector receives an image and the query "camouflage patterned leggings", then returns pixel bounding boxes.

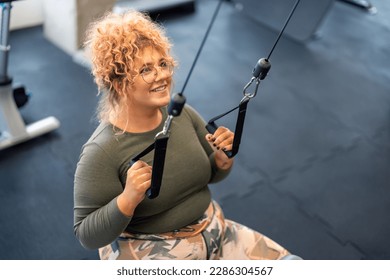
[99,201,289,260]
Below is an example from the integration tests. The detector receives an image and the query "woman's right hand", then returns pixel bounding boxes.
[117,160,152,217]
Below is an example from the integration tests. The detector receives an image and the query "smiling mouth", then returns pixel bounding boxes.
[151,85,167,92]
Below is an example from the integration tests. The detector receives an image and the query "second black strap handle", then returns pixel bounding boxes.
[206,98,249,158]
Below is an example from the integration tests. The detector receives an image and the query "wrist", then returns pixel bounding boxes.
[117,193,136,217]
[215,151,233,170]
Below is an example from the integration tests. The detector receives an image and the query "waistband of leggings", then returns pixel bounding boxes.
[120,201,215,241]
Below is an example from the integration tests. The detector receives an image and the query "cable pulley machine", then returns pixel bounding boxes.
[129,0,301,199]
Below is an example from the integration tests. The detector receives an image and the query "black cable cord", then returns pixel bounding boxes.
[180,0,224,94]
[128,1,225,199]
[206,0,301,158]
[130,0,302,197]
[267,0,301,60]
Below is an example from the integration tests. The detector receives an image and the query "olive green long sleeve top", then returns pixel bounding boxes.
[73,105,231,250]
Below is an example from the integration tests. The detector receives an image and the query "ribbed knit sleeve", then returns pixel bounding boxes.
[73,142,132,249]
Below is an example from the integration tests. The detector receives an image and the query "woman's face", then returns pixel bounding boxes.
[129,46,173,111]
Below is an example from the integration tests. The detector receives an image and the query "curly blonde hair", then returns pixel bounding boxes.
[85,10,175,123]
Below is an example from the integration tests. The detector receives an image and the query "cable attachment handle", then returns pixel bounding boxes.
[155,92,186,138]
[128,93,186,199]
[243,58,271,99]
[207,57,271,156]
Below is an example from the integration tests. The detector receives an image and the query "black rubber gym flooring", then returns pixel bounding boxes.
[0,0,389,259]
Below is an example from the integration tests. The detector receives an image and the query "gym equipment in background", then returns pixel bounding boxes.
[337,0,377,14]
[114,0,195,14]
[0,0,60,150]
[231,0,334,42]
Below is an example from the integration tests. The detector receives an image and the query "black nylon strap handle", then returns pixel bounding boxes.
[128,136,169,199]
[206,98,249,158]
[129,142,155,166]
[205,0,301,159]
[146,136,169,199]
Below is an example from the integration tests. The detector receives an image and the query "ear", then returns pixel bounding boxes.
[112,79,124,95]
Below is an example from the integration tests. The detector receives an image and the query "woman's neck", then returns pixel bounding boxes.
[110,106,162,133]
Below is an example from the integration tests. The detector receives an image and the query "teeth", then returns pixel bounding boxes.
[151,86,166,92]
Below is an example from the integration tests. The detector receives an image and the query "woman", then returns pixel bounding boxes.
[74,10,289,260]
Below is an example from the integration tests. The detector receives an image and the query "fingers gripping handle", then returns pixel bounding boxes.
[128,138,168,199]
[128,93,185,199]
[206,121,234,158]
[206,99,249,158]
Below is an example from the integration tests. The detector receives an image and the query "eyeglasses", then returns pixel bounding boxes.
[139,61,174,84]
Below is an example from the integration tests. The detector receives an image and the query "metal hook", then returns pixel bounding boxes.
[242,77,260,100]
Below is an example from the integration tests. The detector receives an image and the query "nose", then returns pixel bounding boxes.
[154,67,169,82]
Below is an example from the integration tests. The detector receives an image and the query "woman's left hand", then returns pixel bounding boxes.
[205,126,234,170]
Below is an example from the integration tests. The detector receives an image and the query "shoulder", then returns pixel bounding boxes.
[80,122,119,163]
[182,103,199,115]
[181,104,206,124]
